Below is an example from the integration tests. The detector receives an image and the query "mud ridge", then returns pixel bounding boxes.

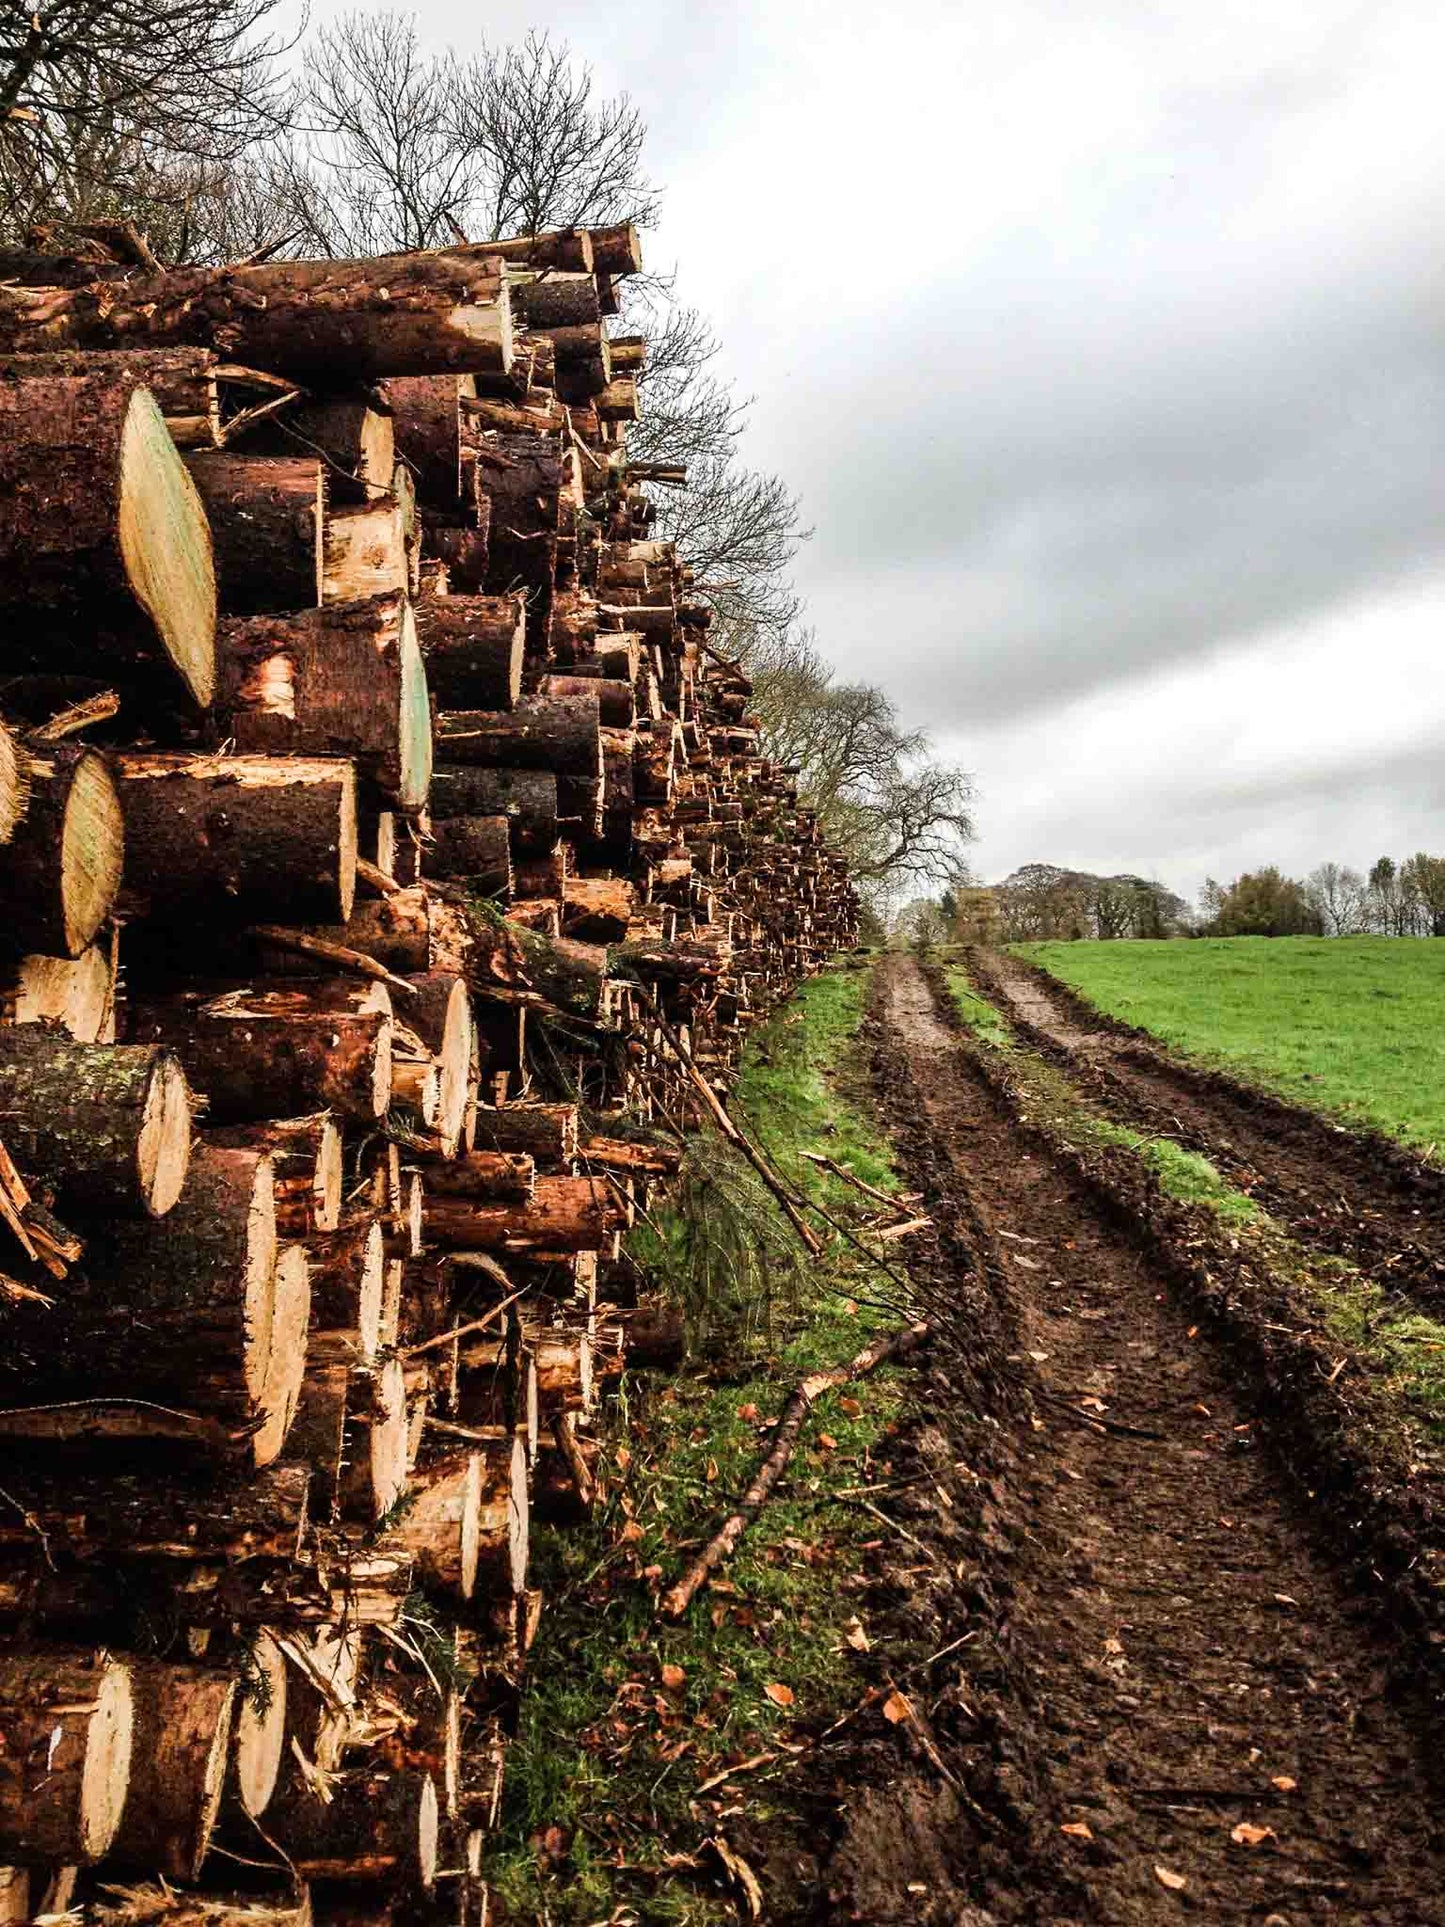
[850,952,1445,1925]
[972,947,1445,1306]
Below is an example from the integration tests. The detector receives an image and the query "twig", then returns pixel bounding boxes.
[401,1288,527,1358]
[658,1321,930,1618]
[355,856,403,896]
[246,924,419,997]
[552,1412,595,1508]
[28,690,121,745]
[694,1752,776,1796]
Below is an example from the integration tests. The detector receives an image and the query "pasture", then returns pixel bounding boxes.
[1019,935,1445,1156]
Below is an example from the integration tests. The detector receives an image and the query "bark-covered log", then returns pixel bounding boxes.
[0,742,123,955]
[422,814,512,894]
[0,1648,133,1861]
[115,752,357,926]
[385,373,475,512]
[0,1462,310,1565]
[488,228,594,271]
[424,1175,628,1253]
[0,345,223,446]
[274,887,471,981]
[0,373,215,703]
[249,392,394,501]
[402,970,475,1151]
[209,1114,343,1237]
[336,1357,408,1524]
[469,1102,578,1164]
[264,1761,438,1890]
[541,672,634,728]
[462,1331,592,1415]
[415,593,525,709]
[0,250,514,380]
[428,765,557,852]
[437,693,601,778]
[129,980,394,1124]
[307,1220,386,1358]
[562,875,636,943]
[471,920,610,1022]
[589,223,643,274]
[109,1662,237,1881]
[0,1031,191,1216]
[416,1150,535,1202]
[216,592,431,811]
[512,272,600,330]
[184,453,323,614]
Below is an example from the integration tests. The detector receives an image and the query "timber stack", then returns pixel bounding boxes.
[0,220,856,1926]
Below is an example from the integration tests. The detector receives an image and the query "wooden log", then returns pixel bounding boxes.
[251,392,394,500]
[0,372,216,703]
[307,1221,387,1358]
[595,377,639,422]
[266,1762,438,1890]
[541,671,634,727]
[322,492,409,603]
[422,815,512,894]
[513,272,600,330]
[579,1136,684,1178]
[0,1463,310,1569]
[414,592,525,709]
[115,752,357,926]
[428,765,557,851]
[562,875,637,944]
[209,1114,343,1237]
[423,518,490,592]
[216,592,432,811]
[270,887,472,982]
[472,921,610,1022]
[0,742,123,955]
[487,228,594,271]
[0,1031,191,1216]
[589,223,642,274]
[437,693,601,778]
[109,1662,237,1881]
[337,1357,408,1523]
[385,373,474,512]
[0,942,115,1041]
[129,980,393,1124]
[417,1150,535,1202]
[0,345,223,445]
[0,250,515,379]
[424,1176,628,1253]
[461,1332,592,1415]
[0,716,28,849]
[403,970,475,1151]
[184,453,323,613]
[469,1103,578,1165]
[0,1648,133,1861]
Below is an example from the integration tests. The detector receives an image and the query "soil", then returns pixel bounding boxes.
[813,953,1445,1925]
[971,947,1445,1306]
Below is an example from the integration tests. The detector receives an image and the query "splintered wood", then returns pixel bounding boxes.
[0,216,857,1922]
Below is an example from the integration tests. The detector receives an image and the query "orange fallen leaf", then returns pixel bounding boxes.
[737,1403,760,1421]
[1154,1865,1187,1892]
[1060,1821,1093,1840]
[763,1682,794,1708]
[839,1397,862,1417]
[615,1445,632,1471]
[618,1520,644,1543]
[661,1663,686,1690]
[881,1688,913,1724]
[1230,1822,1275,1848]
[1270,1775,1297,1793]
[818,1433,839,1450]
[705,1457,719,1483]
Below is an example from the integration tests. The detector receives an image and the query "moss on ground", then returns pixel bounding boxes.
[485,955,922,1922]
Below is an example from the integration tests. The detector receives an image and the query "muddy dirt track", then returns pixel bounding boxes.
[970,948,1445,1307]
[856,954,1445,1925]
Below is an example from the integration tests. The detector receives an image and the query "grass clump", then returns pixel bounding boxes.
[485,956,924,1922]
[1017,935,1445,1157]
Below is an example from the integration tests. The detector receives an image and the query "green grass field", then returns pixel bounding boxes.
[1017,936,1445,1157]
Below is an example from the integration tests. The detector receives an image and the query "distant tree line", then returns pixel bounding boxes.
[893,852,1445,944]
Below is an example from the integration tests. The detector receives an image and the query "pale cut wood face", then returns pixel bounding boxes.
[118,386,216,705]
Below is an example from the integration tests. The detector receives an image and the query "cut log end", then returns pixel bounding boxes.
[399,602,432,811]
[118,387,217,707]
[233,1631,287,1818]
[79,1658,135,1861]
[60,747,124,956]
[240,1152,280,1408]
[254,1243,311,1466]
[136,1048,194,1218]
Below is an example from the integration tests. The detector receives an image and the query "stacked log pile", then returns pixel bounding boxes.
[0,220,856,1926]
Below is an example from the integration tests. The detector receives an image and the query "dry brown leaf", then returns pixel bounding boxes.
[845,1620,870,1652]
[881,1688,913,1724]
[1060,1821,1093,1840]
[705,1457,719,1483]
[763,1682,794,1708]
[839,1396,862,1417]
[618,1520,644,1543]
[1230,1822,1276,1848]
[1154,1865,1187,1892]
[737,1402,760,1421]
[818,1433,839,1450]
[661,1663,686,1690]
[1270,1775,1297,1793]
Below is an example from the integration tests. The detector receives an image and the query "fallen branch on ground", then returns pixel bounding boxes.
[658,1320,930,1618]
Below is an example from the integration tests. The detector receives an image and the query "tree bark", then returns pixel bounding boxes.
[423,814,512,894]
[428,765,557,851]
[0,1648,133,1861]
[109,1661,237,1881]
[385,373,475,512]
[415,593,525,709]
[216,592,431,811]
[0,1030,191,1216]
[0,250,515,380]
[0,1462,309,1565]
[416,1150,535,1202]
[562,876,637,943]
[424,1176,628,1253]
[129,979,394,1124]
[541,672,634,727]
[469,1102,578,1164]
[115,752,357,927]
[184,453,323,613]
[307,1220,386,1358]
[436,693,601,778]
[209,1113,343,1237]
[247,392,394,501]
[0,742,123,955]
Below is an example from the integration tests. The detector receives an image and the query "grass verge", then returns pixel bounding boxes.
[1015,935,1445,1157]
[485,956,925,1923]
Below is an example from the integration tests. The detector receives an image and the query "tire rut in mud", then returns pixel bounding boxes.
[971,947,1445,1307]
[870,952,1445,1926]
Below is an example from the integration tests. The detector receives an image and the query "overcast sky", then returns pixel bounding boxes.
[325,0,1444,902]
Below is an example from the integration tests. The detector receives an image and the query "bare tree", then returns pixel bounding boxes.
[0,0,294,241]
[1306,862,1368,936]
